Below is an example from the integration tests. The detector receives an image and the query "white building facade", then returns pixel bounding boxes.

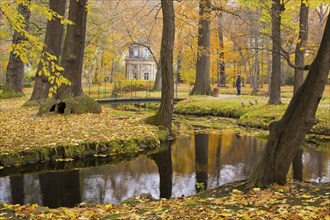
[125,44,157,81]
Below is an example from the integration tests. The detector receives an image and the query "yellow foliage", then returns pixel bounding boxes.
[0,0,74,95]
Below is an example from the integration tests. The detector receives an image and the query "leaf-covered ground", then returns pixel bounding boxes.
[0,181,328,219]
[0,98,158,155]
[0,96,329,219]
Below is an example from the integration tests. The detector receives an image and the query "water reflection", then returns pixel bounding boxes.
[149,141,173,199]
[0,131,329,207]
[39,170,81,208]
[195,134,208,192]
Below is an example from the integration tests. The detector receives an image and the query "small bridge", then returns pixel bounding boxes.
[96,98,185,105]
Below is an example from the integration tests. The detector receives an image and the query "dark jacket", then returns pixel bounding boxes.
[235,75,241,87]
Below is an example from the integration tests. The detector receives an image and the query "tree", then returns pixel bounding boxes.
[292,0,309,177]
[3,1,31,95]
[190,0,212,95]
[293,0,309,94]
[27,0,66,104]
[268,0,283,104]
[245,15,330,188]
[39,0,101,114]
[154,0,175,130]
[217,12,226,87]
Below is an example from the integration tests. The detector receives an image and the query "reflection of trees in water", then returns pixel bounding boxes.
[2,132,329,207]
[207,132,264,186]
[301,150,327,182]
[80,156,159,204]
[10,175,24,205]
[149,141,173,199]
[0,177,11,203]
[171,136,195,174]
[195,133,208,192]
[39,170,81,208]
[214,134,222,185]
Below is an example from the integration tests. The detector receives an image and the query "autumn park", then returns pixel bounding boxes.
[0,0,329,219]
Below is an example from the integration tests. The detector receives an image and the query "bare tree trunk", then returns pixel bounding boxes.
[315,4,329,45]
[176,53,182,84]
[249,14,259,94]
[190,0,212,95]
[253,26,259,93]
[154,0,175,130]
[110,58,115,83]
[3,2,31,95]
[28,0,66,104]
[246,16,330,188]
[266,40,272,94]
[217,12,226,87]
[152,62,162,91]
[292,149,303,181]
[268,0,282,104]
[57,0,87,97]
[293,0,309,94]
[292,0,309,179]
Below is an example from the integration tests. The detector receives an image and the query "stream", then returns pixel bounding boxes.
[0,131,329,208]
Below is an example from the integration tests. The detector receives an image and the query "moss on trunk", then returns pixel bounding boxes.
[38,94,102,115]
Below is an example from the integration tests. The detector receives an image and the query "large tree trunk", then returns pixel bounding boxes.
[154,0,175,130]
[57,0,86,97]
[246,16,330,188]
[217,12,226,87]
[27,0,66,104]
[292,1,309,176]
[39,0,101,114]
[190,0,212,95]
[293,0,309,94]
[3,2,31,95]
[268,0,282,104]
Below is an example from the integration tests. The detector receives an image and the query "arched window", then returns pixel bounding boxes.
[144,73,149,80]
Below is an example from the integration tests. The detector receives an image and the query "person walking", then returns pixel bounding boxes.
[235,73,241,95]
